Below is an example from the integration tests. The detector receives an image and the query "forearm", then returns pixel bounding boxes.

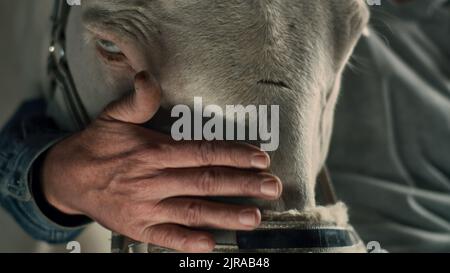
[0,99,90,244]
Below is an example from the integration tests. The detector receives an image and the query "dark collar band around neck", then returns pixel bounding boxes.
[236,228,360,250]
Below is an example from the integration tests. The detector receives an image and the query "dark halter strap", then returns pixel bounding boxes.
[48,1,90,130]
[236,228,359,250]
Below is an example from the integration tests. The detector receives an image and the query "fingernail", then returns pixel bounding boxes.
[251,154,270,169]
[196,238,213,251]
[239,209,260,227]
[260,178,280,197]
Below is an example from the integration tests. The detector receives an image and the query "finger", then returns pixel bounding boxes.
[158,141,271,170]
[142,224,215,253]
[152,168,282,200]
[155,198,261,231]
[101,71,161,124]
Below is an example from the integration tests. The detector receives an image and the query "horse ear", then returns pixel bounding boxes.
[330,0,370,69]
[347,0,371,41]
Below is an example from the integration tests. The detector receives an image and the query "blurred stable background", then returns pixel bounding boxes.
[0,0,110,253]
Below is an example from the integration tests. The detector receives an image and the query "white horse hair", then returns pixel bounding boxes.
[59,0,370,230]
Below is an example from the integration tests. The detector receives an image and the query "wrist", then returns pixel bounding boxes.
[42,148,83,215]
[32,147,91,226]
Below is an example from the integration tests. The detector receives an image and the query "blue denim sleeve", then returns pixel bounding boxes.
[0,99,89,244]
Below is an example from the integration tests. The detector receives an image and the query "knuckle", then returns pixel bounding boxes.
[226,145,242,165]
[128,151,148,165]
[149,202,166,222]
[184,201,204,226]
[129,143,168,168]
[152,142,169,156]
[238,177,254,195]
[158,229,181,249]
[197,142,217,165]
[143,226,159,244]
[134,141,164,159]
[151,143,174,165]
[170,230,189,250]
[197,169,220,194]
[132,145,156,161]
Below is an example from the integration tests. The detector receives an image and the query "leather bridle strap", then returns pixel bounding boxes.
[48,0,90,130]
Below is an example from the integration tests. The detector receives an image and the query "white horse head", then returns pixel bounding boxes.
[64,0,369,213]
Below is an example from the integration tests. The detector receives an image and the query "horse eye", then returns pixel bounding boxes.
[96,39,123,54]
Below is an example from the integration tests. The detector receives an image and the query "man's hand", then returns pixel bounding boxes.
[40,71,282,252]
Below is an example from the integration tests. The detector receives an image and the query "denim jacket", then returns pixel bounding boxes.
[0,99,89,244]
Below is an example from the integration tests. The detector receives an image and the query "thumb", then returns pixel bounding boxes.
[100,71,161,124]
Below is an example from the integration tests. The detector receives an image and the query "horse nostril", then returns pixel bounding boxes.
[257,80,290,89]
